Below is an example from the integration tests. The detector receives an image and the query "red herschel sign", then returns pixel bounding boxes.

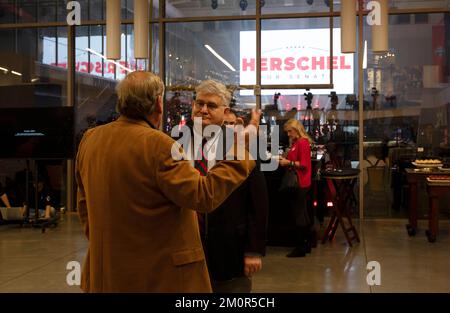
[242,56,352,72]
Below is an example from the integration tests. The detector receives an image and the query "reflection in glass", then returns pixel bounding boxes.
[363,13,450,218]
[0,0,15,23]
[262,0,336,15]
[17,0,37,23]
[165,0,255,18]
[166,20,255,87]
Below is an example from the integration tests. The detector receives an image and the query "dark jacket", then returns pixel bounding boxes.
[172,120,269,281]
[206,162,269,281]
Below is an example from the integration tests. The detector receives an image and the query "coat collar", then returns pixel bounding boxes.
[117,115,157,129]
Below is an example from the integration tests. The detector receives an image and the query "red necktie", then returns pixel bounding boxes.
[194,138,208,176]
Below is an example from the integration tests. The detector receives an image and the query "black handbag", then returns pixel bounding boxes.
[279,169,299,192]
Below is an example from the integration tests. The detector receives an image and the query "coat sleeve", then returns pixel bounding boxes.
[155,135,255,213]
[245,164,269,256]
[75,130,92,239]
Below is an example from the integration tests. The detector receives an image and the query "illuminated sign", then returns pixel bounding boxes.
[240,28,354,95]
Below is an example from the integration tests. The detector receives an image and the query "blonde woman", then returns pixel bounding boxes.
[279,119,313,257]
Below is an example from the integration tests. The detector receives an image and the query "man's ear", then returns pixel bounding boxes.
[155,95,163,113]
[224,107,230,114]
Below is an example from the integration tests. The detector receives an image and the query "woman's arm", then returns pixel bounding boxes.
[297,139,311,171]
[279,140,308,170]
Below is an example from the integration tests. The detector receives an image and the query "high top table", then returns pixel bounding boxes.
[321,168,360,247]
[425,178,450,242]
[404,168,449,237]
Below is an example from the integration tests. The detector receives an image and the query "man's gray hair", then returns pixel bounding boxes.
[116,71,164,119]
[195,79,231,107]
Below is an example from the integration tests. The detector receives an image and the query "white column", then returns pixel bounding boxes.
[134,0,149,59]
[107,0,121,60]
[341,0,357,53]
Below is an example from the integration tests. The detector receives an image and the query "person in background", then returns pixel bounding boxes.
[76,71,260,292]
[0,182,12,208]
[35,180,56,219]
[15,177,56,219]
[179,81,268,293]
[279,119,313,257]
[207,108,268,293]
[0,179,27,220]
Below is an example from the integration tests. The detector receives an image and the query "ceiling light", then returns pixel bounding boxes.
[204,44,236,72]
[363,40,367,69]
[85,48,132,73]
[239,0,248,11]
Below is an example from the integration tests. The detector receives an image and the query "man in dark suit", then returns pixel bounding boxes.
[178,80,268,293]
[207,110,269,293]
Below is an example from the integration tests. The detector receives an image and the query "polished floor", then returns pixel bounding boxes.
[0,213,449,293]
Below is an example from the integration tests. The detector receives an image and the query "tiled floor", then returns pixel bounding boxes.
[1,213,449,293]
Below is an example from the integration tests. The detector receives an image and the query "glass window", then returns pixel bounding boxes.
[89,0,105,20]
[0,26,70,209]
[39,28,57,66]
[38,0,57,23]
[18,28,37,60]
[17,0,37,23]
[76,25,141,80]
[0,0,15,23]
[363,13,450,218]
[90,25,105,76]
[390,0,450,10]
[23,26,68,107]
[151,23,159,73]
[166,20,256,87]
[262,0,336,15]
[165,0,256,18]
[57,0,67,22]
[75,24,119,147]
[75,26,90,74]
[122,0,133,19]
[0,29,15,52]
[57,27,68,69]
[151,0,158,19]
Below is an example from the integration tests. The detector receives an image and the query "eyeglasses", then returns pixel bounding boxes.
[194,100,225,111]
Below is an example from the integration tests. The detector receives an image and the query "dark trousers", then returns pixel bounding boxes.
[290,187,311,248]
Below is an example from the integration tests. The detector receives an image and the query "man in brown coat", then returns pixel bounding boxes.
[76,71,259,292]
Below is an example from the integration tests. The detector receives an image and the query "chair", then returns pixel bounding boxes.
[367,165,385,192]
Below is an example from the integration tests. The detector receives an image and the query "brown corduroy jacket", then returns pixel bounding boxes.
[76,116,254,292]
